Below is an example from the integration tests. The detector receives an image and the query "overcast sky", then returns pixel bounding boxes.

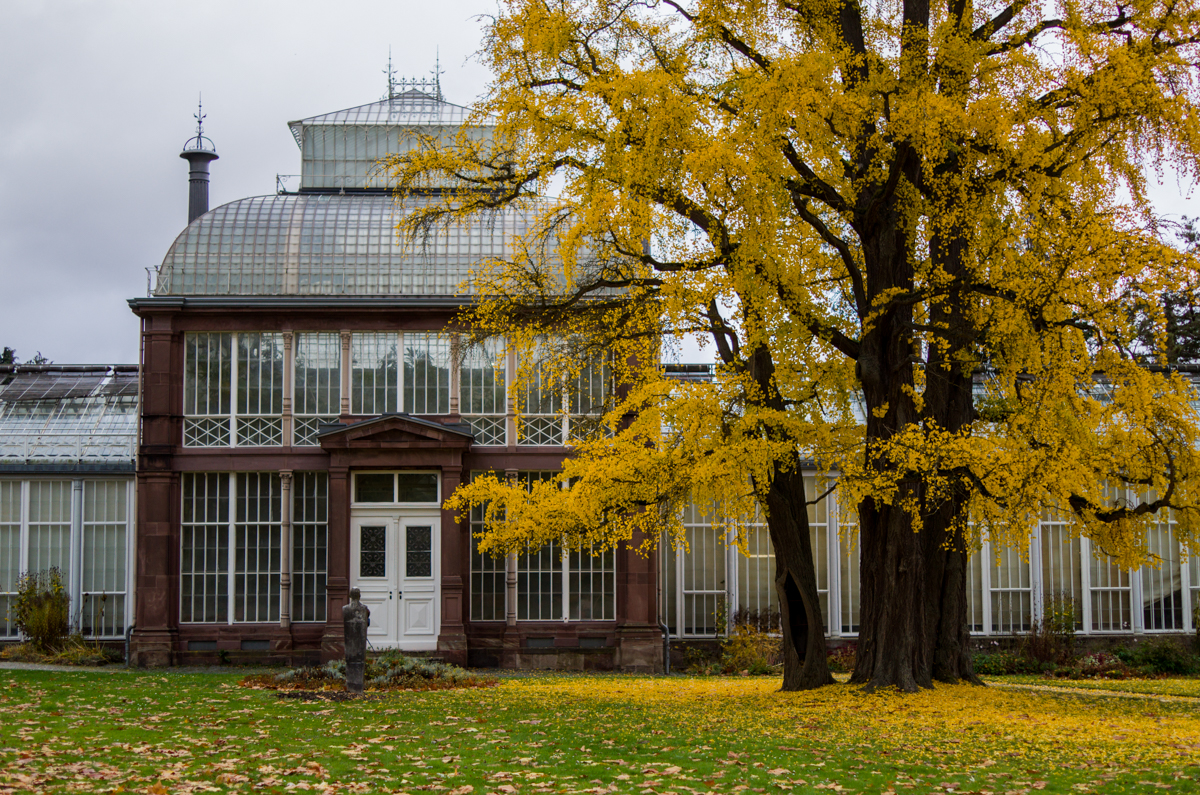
[0,2,1196,366]
[0,1,495,365]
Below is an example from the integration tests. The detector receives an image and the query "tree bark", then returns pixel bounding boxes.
[762,464,836,691]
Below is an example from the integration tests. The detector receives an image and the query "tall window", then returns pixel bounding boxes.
[28,481,71,574]
[351,332,399,415]
[183,332,284,447]
[990,546,1032,633]
[404,333,452,414]
[80,481,128,637]
[1142,514,1184,630]
[470,496,506,621]
[839,498,862,634]
[0,481,19,637]
[1040,512,1084,630]
[679,501,726,636]
[294,333,341,446]
[181,472,327,624]
[519,356,564,446]
[292,473,328,623]
[460,338,507,446]
[735,512,777,630]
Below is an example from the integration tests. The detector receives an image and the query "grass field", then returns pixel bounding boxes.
[1,667,1198,794]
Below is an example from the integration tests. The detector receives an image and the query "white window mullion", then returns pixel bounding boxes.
[229,333,240,448]
[828,488,841,637]
[1029,524,1043,628]
[1181,547,1193,633]
[227,472,237,626]
[1080,535,1093,634]
[70,479,84,628]
[980,538,992,635]
[19,480,29,583]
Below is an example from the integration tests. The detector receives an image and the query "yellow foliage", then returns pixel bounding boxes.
[388,0,1200,579]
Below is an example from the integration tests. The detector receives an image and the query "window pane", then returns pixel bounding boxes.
[181,473,229,623]
[460,338,506,415]
[406,526,433,578]
[184,332,232,417]
[28,481,71,577]
[292,472,328,623]
[355,474,394,503]
[0,481,20,637]
[294,332,342,416]
[81,481,128,637]
[233,473,281,623]
[403,333,451,414]
[360,526,387,578]
[397,473,438,503]
[351,332,399,415]
[237,333,284,416]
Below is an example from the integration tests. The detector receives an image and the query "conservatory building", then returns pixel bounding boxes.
[0,365,138,642]
[126,83,659,669]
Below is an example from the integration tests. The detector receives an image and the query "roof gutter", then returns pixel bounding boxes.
[127,296,473,311]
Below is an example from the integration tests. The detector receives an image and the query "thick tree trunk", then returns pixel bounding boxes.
[922,227,983,685]
[848,199,933,692]
[762,465,836,691]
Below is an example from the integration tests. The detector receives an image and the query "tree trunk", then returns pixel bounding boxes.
[762,465,836,691]
[848,199,932,692]
[921,226,983,685]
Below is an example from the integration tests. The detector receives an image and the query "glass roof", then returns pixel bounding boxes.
[287,90,479,147]
[0,367,138,463]
[154,194,538,297]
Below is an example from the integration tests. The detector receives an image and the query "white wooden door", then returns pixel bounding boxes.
[351,516,398,646]
[351,512,440,650]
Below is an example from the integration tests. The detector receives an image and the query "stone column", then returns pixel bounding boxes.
[436,465,468,666]
[282,332,294,447]
[339,332,352,418]
[614,529,663,672]
[321,465,351,661]
[280,470,292,631]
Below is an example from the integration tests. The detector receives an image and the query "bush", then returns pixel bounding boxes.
[12,568,70,653]
[1114,638,1199,675]
[1023,593,1078,665]
[972,650,1041,675]
[826,644,857,673]
[246,651,495,692]
[1048,651,1133,679]
[720,624,781,674]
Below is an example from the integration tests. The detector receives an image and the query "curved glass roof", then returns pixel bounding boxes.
[153,194,536,297]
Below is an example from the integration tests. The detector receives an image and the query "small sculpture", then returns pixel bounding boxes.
[342,588,370,694]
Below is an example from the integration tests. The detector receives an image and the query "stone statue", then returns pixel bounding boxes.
[343,588,370,694]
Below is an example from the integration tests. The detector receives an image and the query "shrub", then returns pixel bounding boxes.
[972,650,1040,675]
[720,624,780,675]
[1023,593,1078,665]
[730,607,781,633]
[826,644,857,673]
[12,568,70,652]
[247,651,495,692]
[682,645,719,675]
[1049,651,1134,679]
[1115,638,1199,675]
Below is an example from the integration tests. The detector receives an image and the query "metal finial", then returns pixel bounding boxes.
[194,94,206,137]
[431,48,444,101]
[183,92,216,153]
[384,47,398,101]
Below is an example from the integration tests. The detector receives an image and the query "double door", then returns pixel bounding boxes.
[350,511,440,650]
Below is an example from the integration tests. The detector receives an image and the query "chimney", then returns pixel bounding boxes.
[180,98,218,223]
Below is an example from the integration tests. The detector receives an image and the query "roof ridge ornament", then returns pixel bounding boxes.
[382,49,445,104]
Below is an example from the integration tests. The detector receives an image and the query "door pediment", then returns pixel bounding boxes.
[318,414,474,451]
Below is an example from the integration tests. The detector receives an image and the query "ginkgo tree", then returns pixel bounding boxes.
[388,0,1200,691]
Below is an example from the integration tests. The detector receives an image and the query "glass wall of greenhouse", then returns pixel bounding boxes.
[660,484,1198,639]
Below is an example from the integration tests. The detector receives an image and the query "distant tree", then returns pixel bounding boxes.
[1132,219,1200,364]
[0,348,50,366]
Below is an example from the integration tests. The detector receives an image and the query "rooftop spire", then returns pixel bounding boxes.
[383,48,398,101]
[180,94,218,224]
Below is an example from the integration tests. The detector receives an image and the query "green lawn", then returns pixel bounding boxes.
[1,667,1198,794]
